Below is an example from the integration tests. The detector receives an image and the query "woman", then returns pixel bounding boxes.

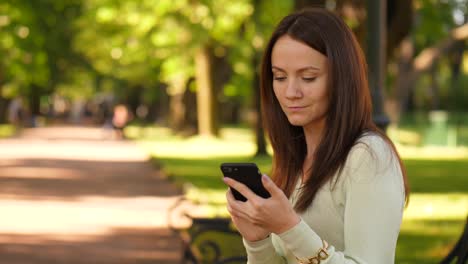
[223,8,409,264]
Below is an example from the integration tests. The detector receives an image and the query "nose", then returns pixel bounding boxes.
[285,79,302,99]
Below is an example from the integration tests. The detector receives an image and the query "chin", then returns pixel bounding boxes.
[287,117,308,127]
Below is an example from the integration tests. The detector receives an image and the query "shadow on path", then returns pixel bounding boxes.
[0,227,178,264]
[0,126,182,264]
[0,159,177,199]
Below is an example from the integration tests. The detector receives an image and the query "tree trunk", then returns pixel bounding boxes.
[127,85,143,116]
[449,40,465,110]
[169,92,186,132]
[211,45,233,127]
[156,83,170,125]
[336,0,367,51]
[0,95,6,124]
[182,77,197,135]
[449,12,467,111]
[428,63,440,110]
[195,44,219,137]
[253,51,267,156]
[29,84,41,127]
[386,0,413,57]
[395,37,415,116]
[366,0,390,130]
[0,70,6,124]
[395,23,468,116]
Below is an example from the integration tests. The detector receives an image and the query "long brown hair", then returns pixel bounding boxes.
[260,8,409,212]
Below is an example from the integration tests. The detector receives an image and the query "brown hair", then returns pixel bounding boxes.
[260,8,409,212]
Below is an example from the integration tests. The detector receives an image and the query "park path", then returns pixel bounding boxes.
[0,126,182,264]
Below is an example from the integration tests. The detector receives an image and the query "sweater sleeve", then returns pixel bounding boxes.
[277,136,405,263]
[243,236,287,264]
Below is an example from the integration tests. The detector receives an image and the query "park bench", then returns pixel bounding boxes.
[168,196,247,264]
[168,198,468,264]
[440,215,468,264]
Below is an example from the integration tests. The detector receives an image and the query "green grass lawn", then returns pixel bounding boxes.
[128,125,468,263]
[0,124,16,138]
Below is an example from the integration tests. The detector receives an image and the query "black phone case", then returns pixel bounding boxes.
[220,163,271,202]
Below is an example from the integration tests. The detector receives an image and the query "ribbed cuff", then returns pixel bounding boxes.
[277,218,323,260]
[243,235,277,261]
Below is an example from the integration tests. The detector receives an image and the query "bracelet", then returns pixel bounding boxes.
[295,239,330,264]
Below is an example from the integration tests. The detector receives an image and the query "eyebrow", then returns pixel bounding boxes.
[272,66,321,72]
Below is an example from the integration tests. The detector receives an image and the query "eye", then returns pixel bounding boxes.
[302,77,317,82]
[273,76,287,82]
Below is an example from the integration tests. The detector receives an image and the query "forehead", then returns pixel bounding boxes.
[271,35,327,70]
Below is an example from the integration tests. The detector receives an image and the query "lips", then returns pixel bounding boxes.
[288,106,306,110]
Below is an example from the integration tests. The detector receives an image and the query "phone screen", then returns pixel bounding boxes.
[220,163,270,201]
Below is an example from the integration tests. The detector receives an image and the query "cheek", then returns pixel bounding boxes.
[319,94,330,115]
[272,86,283,102]
[309,79,328,101]
[304,86,327,102]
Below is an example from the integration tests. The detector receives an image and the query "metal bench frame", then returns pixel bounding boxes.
[168,197,247,264]
[440,216,468,264]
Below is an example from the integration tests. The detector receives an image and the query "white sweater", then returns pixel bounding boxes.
[243,134,405,264]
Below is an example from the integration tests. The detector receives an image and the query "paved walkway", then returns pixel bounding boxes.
[0,126,182,264]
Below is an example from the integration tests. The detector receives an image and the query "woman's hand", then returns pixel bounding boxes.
[223,174,301,236]
[226,190,270,242]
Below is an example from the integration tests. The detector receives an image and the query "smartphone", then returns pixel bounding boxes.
[220,163,271,202]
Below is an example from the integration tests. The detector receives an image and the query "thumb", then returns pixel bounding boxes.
[261,174,280,196]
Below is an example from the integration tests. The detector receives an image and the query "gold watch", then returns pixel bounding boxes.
[296,240,330,264]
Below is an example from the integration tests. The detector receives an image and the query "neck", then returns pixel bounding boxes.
[301,120,325,181]
[302,119,325,159]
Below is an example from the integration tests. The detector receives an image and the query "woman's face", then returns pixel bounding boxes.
[271,35,329,130]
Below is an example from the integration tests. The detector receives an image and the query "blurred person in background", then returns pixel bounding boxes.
[112,104,132,139]
[7,97,25,129]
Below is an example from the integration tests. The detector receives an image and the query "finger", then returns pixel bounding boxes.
[261,174,282,197]
[226,190,250,219]
[225,189,237,204]
[223,177,259,202]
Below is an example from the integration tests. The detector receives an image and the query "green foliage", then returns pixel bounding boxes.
[1,0,466,118]
[413,0,456,53]
[0,1,49,93]
[74,0,267,101]
[0,0,85,103]
[0,124,16,138]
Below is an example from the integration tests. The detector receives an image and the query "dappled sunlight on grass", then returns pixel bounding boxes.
[404,194,468,220]
[139,138,257,159]
[397,218,465,263]
[153,156,272,190]
[397,144,468,160]
[130,125,271,159]
[388,125,423,146]
[404,159,468,194]
[126,125,175,141]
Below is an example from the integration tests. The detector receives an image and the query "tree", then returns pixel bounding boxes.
[395,23,468,114]
[0,0,85,124]
[249,0,294,155]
